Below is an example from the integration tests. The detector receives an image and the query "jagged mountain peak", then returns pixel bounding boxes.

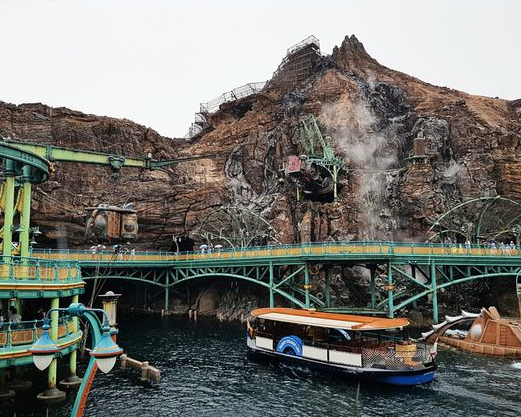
[332,34,382,77]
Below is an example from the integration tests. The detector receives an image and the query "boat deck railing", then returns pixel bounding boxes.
[362,344,433,369]
[33,241,521,264]
[0,316,75,349]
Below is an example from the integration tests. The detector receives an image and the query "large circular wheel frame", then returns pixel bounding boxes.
[194,205,280,248]
[426,196,521,244]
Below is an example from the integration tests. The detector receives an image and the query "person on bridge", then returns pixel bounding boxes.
[465,240,471,254]
[8,306,21,324]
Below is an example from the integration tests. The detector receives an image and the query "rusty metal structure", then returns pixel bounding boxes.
[285,115,346,201]
[85,204,138,242]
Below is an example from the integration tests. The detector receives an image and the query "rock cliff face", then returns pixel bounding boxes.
[1,35,520,317]
[1,35,519,247]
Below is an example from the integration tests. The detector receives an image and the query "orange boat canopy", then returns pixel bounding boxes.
[251,308,409,331]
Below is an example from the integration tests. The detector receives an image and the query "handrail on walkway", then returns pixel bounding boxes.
[32,241,521,264]
[0,255,81,282]
[0,316,76,348]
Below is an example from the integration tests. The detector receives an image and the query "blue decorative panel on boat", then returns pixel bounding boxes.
[276,336,303,356]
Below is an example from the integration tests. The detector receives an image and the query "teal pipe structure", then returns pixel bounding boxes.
[32,304,120,417]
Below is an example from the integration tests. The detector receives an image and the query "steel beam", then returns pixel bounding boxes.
[269,262,274,308]
[387,262,394,318]
[430,261,438,324]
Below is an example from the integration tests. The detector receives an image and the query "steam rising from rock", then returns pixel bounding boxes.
[319,81,409,239]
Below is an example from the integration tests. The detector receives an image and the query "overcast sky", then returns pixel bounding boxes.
[0,0,519,138]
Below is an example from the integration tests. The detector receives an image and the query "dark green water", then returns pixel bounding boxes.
[2,314,520,417]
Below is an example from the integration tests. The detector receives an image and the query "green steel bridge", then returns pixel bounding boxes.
[33,241,521,324]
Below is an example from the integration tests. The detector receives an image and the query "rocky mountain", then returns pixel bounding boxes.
[1,35,519,249]
[1,34,520,318]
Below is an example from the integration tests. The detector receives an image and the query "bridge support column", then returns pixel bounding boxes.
[430,261,438,324]
[517,276,521,318]
[19,165,32,259]
[269,262,274,308]
[2,161,16,263]
[387,262,394,318]
[304,264,310,309]
[38,297,66,403]
[164,273,170,314]
[411,266,418,309]
[370,266,376,309]
[325,266,331,308]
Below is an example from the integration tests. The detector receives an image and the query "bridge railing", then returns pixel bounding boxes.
[173,241,521,260]
[33,241,521,264]
[33,249,173,262]
[0,256,82,282]
[0,316,75,349]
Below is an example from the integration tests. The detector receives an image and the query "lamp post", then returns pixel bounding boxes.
[29,303,123,417]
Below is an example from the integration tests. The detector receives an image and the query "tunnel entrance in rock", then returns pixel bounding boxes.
[231,101,253,120]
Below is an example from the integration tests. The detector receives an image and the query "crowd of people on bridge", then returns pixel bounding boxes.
[88,243,136,259]
[444,237,519,255]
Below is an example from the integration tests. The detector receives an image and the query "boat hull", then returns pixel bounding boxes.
[248,344,436,386]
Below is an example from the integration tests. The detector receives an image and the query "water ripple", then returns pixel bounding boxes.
[2,315,520,417]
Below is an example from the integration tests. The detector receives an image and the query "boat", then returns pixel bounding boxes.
[246,308,437,386]
[422,306,521,358]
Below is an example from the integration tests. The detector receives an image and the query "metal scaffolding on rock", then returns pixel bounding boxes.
[269,35,321,89]
[184,35,321,139]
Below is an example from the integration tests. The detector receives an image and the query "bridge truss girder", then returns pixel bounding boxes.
[82,262,327,313]
[378,261,521,323]
[80,254,521,324]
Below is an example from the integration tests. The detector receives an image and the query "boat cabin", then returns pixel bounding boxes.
[248,308,434,372]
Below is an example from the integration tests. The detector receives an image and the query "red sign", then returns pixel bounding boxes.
[287,155,301,173]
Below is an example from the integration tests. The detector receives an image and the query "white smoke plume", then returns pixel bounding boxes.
[319,95,405,240]
[440,160,463,185]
